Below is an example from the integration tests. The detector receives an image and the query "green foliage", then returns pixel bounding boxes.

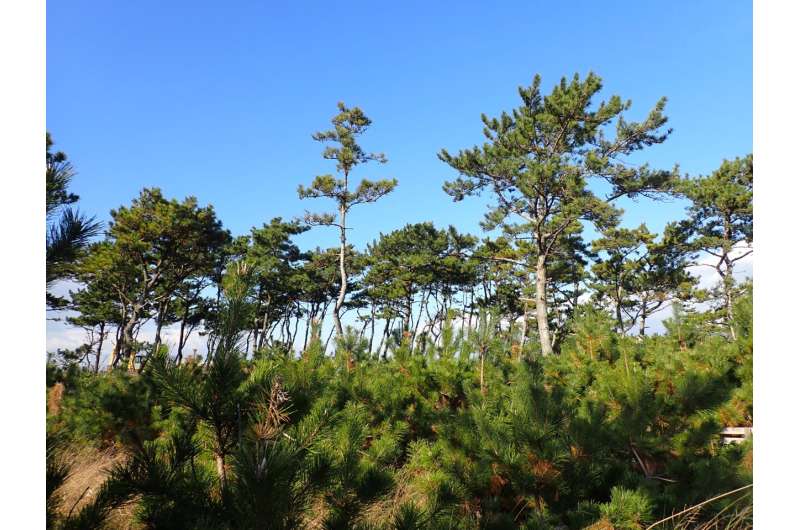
[440,72,676,354]
[46,132,102,308]
[49,297,753,528]
[598,487,653,530]
[46,75,752,529]
[54,370,156,446]
[298,102,398,337]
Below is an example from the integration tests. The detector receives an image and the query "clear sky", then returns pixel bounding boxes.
[46,1,753,352]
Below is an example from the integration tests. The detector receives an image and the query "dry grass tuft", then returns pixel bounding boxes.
[56,444,139,529]
[48,383,65,417]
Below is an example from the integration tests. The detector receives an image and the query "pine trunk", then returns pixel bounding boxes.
[176,312,188,364]
[215,453,227,491]
[535,255,553,356]
[333,200,347,338]
[94,322,105,373]
[121,316,139,372]
[724,262,737,340]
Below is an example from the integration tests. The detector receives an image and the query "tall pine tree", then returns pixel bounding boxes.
[298,103,397,338]
[440,73,675,355]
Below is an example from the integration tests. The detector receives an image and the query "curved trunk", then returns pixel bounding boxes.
[333,190,348,338]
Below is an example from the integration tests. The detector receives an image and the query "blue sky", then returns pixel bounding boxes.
[46,1,752,352]
[48,0,752,250]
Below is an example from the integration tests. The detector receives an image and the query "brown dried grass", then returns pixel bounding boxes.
[56,444,139,529]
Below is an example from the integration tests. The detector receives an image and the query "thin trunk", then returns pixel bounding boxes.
[303,307,315,351]
[381,317,393,359]
[615,283,625,333]
[479,348,486,396]
[324,323,336,354]
[639,300,648,337]
[377,318,388,359]
[403,296,413,332]
[724,258,737,340]
[721,220,737,340]
[252,288,263,350]
[412,289,430,347]
[460,291,467,336]
[333,193,348,338]
[535,255,554,356]
[467,291,475,331]
[257,313,270,350]
[176,305,189,364]
[368,304,376,355]
[358,317,369,340]
[94,322,106,373]
[153,302,166,356]
[291,309,301,349]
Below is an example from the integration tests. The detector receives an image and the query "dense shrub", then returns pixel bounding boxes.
[47,296,752,529]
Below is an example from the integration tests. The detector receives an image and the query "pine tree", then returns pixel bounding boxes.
[298,103,397,338]
[440,73,675,355]
[679,154,753,339]
[78,189,230,370]
[46,132,101,309]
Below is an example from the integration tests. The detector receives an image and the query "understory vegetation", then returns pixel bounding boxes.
[46,72,753,529]
[47,288,752,529]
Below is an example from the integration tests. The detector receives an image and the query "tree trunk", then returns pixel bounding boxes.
[94,322,106,373]
[534,255,553,356]
[257,309,270,350]
[176,310,188,364]
[121,314,139,372]
[479,348,486,396]
[153,302,166,356]
[615,284,625,333]
[252,288,263,351]
[333,197,347,338]
[412,290,430,347]
[723,257,737,340]
[215,452,227,491]
[291,309,301,348]
[108,325,123,370]
[380,317,393,360]
[639,300,647,337]
[324,323,336,354]
[122,324,136,373]
[303,310,314,351]
[403,297,413,332]
[721,221,737,340]
[368,304,376,355]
